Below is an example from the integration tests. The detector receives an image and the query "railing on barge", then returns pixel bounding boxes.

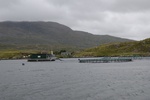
[78,57,132,63]
[28,58,55,62]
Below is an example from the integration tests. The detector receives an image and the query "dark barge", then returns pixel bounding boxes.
[28,54,56,62]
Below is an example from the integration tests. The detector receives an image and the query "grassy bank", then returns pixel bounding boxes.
[74,38,150,57]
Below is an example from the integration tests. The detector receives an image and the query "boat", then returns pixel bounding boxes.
[27,53,56,62]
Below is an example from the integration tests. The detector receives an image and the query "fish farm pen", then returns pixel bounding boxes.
[78,57,133,63]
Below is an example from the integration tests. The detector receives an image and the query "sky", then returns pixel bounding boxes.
[0,0,150,40]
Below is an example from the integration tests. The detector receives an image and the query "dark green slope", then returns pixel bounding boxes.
[0,21,132,50]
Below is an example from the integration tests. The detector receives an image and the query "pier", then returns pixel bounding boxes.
[78,57,132,63]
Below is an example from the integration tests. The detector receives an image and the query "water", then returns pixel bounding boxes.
[0,58,150,100]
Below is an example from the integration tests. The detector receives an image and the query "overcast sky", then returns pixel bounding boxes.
[0,0,150,40]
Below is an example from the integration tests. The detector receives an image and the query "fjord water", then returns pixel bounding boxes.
[0,58,150,100]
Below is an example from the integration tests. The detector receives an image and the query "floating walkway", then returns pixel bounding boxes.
[78,57,132,63]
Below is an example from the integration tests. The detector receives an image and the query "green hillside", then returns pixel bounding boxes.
[0,21,132,50]
[75,38,150,57]
[0,21,134,59]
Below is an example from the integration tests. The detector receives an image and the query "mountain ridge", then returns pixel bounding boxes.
[0,21,133,50]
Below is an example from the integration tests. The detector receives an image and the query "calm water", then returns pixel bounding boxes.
[0,58,150,100]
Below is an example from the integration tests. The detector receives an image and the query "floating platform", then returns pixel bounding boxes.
[78,57,132,63]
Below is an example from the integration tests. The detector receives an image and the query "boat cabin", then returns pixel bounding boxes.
[28,54,56,62]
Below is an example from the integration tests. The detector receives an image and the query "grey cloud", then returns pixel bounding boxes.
[47,0,150,12]
[0,0,20,8]
[111,0,150,12]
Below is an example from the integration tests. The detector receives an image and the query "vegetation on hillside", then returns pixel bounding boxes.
[0,21,134,59]
[0,38,150,59]
[74,38,150,57]
[0,21,132,50]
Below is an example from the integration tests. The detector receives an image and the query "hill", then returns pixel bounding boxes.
[75,38,150,57]
[0,21,132,50]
